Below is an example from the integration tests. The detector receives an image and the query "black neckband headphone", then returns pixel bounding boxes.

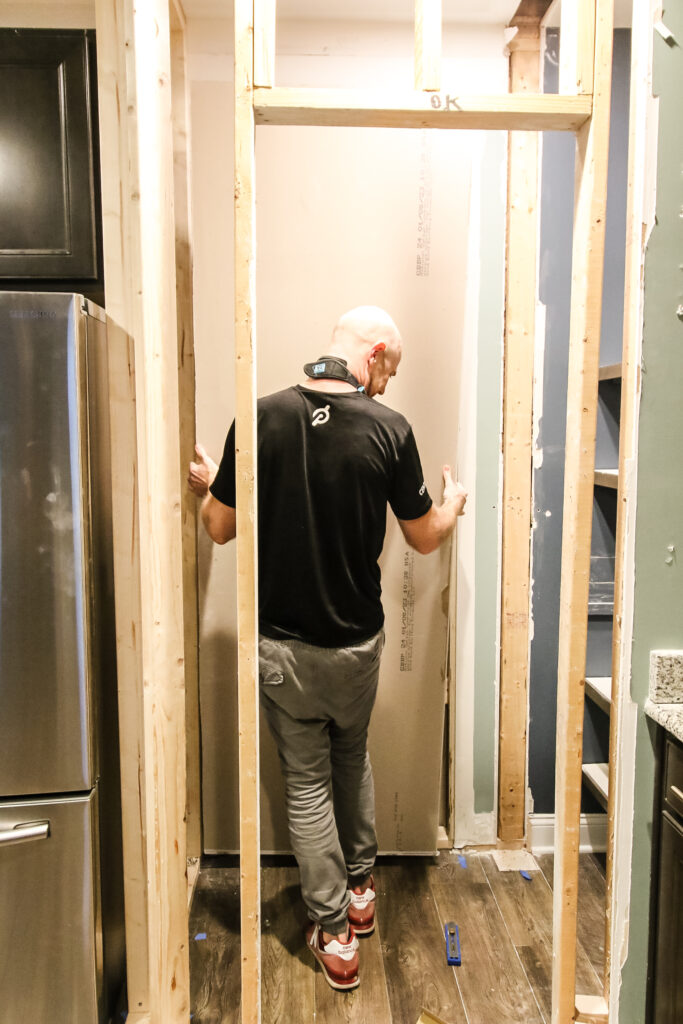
[303,355,365,393]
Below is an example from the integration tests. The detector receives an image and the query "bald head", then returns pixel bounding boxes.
[333,306,402,358]
[327,306,402,397]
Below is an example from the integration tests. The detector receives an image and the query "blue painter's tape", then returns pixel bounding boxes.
[194,932,208,941]
[520,870,532,881]
[458,854,467,868]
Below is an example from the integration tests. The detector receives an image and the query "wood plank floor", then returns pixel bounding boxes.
[189,851,606,1023]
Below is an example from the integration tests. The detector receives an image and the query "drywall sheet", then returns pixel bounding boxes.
[256,123,472,853]
[200,123,478,853]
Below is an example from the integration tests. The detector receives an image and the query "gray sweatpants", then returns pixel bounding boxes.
[258,629,384,934]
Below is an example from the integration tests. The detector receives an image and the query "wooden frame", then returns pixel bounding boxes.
[234,1,262,1021]
[498,9,543,845]
[96,0,621,1020]
[95,0,197,1019]
[170,0,202,877]
[234,2,615,1022]
[552,1,614,1022]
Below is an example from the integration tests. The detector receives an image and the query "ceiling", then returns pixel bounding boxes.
[184,0,523,22]
[9,0,632,29]
[183,0,631,27]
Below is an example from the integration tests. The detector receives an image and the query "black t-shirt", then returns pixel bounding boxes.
[210,385,432,647]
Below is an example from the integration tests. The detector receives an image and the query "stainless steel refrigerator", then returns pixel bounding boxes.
[0,293,125,1023]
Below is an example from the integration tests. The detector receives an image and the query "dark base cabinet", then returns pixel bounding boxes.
[0,29,103,301]
[651,733,683,1024]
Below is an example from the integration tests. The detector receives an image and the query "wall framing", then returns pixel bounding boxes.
[95,0,195,1019]
[96,0,622,1021]
[551,2,614,1021]
[497,11,543,845]
[234,1,614,1021]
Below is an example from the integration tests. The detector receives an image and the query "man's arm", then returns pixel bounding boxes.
[397,465,467,555]
[202,494,236,545]
[188,443,236,545]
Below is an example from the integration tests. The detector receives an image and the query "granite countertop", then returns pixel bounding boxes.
[645,651,683,741]
[645,700,683,744]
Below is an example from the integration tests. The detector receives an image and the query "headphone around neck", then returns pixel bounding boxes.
[303,356,365,392]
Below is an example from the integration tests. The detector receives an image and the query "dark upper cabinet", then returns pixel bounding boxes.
[0,29,100,281]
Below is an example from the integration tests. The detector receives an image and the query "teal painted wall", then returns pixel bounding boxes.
[474,131,506,814]
[619,10,683,1021]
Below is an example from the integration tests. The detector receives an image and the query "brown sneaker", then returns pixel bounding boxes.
[305,922,360,991]
[347,876,376,936]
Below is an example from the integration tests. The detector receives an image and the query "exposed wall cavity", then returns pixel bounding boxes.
[528,28,631,815]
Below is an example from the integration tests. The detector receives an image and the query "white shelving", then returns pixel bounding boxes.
[598,362,622,381]
[582,762,609,810]
[594,468,619,489]
[585,675,612,714]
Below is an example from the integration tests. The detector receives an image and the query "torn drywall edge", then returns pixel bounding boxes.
[529,299,548,650]
[531,307,547,474]
[452,812,496,849]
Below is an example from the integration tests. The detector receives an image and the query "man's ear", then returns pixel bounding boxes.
[370,341,387,359]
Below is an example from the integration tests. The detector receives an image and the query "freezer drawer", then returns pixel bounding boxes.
[0,791,103,1024]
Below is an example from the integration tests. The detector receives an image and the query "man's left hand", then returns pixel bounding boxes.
[188,443,218,498]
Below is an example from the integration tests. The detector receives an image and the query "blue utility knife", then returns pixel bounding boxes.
[444,921,461,965]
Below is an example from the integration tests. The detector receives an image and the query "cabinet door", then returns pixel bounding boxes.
[653,811,683,1024]
[0,30,97,279]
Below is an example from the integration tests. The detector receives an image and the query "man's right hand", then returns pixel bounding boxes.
[188,443,218,498]
[398,465,467,554]
[442,465,467,516]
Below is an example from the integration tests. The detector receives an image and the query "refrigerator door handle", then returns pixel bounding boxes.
[0,821,50,847]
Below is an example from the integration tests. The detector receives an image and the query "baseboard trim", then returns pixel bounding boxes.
[528,812,607,854]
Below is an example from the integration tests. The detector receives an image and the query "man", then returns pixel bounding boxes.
[188,306,466,991]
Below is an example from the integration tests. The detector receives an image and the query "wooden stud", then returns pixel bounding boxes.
[498,21,541,844]
[560,0,596,96]
[95,0,190,1020]
[254,0,276,89]
[253,87,592,131]
[552,2,615,1023]
[234,1,261,1022]
[95,0,150,1011]
[170,0,202,869]
[415,0,442,92]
